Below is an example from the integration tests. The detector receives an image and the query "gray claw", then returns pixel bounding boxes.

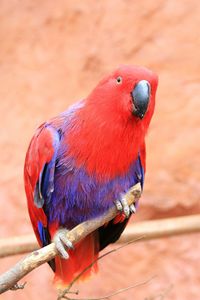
[121,197,130,217]
[115,196,136,218]
[115,200,123,211]
[130,203,137,214]
[53,228,73,259]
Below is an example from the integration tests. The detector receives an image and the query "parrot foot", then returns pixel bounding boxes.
[115,196,136,218]
[53,228,74,259]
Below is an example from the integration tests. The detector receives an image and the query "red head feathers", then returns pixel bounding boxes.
[67,65,158,178]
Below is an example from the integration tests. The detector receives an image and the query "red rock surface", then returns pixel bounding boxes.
[0,1,200,299]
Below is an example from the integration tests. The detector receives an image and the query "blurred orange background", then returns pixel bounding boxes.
[0,1,200,299]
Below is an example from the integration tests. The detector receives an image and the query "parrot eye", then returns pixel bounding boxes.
[116,76,122,84]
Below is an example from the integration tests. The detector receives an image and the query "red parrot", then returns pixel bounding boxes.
[24,65,158,287]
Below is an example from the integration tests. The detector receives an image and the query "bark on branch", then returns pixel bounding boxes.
[1,214,200,258]
[0,183,141,294]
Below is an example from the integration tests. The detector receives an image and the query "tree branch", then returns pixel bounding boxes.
[1,214,200,258]
[0,234,38,258]
[0,183,141,294]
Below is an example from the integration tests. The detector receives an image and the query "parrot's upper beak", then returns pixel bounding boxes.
[131,80,151,119]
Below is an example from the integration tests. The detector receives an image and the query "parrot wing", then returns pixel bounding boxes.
[24,123,60,255]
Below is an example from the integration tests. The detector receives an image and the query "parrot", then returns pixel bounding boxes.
[24,65,158,287]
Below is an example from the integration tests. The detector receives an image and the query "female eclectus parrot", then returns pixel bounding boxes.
[24,65,158,287]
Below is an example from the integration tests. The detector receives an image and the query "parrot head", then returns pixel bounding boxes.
[87,65,158,125]
[67,65,158,177]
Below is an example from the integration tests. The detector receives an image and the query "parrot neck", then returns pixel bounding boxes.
[66,105,148,179]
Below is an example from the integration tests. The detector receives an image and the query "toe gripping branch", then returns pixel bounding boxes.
[114,183,141,218]
[0,183,142,294]
[54,184,142,259]
[53,229,74,259]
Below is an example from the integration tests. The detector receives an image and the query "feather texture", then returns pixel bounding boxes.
[24,65,158,286]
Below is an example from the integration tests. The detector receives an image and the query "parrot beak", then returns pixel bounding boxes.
[131,80,151,119]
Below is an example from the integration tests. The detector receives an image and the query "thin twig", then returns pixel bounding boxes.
[58,236,145,299]
[1,214,200,258]
[0,183,141,294]
[63,277,155,300]
[10,282,27,291]
[144,284,173,300]
[68,237,145,290]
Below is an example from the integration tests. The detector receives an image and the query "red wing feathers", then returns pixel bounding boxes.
[24,124,59,245]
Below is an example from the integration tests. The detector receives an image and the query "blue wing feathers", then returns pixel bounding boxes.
[38,221,48,246]
[34,126,60,208]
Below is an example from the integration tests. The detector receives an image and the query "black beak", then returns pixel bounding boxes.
[131,80,151,119]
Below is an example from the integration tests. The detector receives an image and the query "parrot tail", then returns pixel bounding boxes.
[53,233,99,288]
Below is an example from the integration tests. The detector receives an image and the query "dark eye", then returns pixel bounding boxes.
[116,76,122,84]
